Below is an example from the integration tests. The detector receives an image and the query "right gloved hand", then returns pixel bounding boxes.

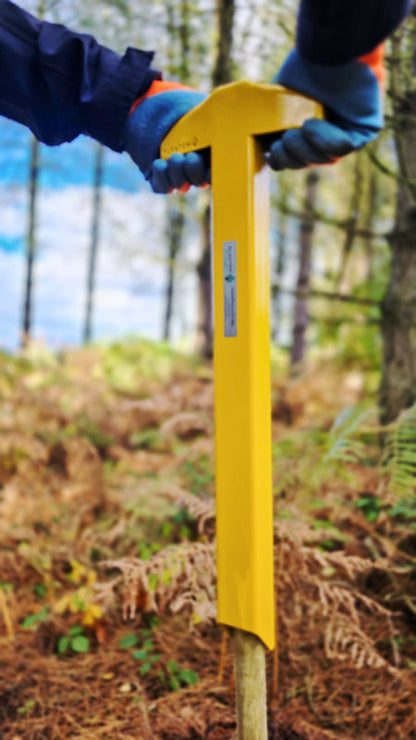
[267,46,384,170]
[122,79,210,193]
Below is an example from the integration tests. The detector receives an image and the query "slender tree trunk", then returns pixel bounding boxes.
[83,144,104,344]
[379,22,416,422]
[337,153,363,294]
[195,204,213,356]
[271,177,289,342]
[290,170,319,371]
[21,137,40,347]
[163,199,185,341]
[212,0,235,88]
[196,0,235,357]
[362,159,377,283]
[162,0,190,343]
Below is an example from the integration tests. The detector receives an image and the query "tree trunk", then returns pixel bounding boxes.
[162,0,191,343]
[290,170,319,371]
[195,203,213,357]
[196,0,235,357]
[83,144,104,344]
[337,153,364,294]
[163,199,185,341]
[212,0,235,88]
[379,21,416,423]
[21,136,40,347]
[21,0,46,348]
[271,177,289,342]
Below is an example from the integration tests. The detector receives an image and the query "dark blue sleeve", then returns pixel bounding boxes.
[297,0,412,64]
[0,0,160,150]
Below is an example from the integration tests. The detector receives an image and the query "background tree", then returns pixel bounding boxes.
[290,170,319,372]
[380,12,416,422]
[195,0,236,358]
[83,144,104,344]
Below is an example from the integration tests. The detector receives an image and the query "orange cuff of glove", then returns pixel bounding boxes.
[130,80,194,115]
[358,44,385,89]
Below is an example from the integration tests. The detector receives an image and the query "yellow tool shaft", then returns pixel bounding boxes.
[211,135,274,648]
[161,82,322,650]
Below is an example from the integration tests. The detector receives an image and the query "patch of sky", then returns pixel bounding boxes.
[0,117,145,193]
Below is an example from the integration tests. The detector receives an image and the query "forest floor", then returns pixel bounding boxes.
[0,339,416,740]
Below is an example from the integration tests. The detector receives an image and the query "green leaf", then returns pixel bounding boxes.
[132,649,148,661]
[21,607,49,629]
[169,676,180,691]
[139,661,152,675]
[21,614,39,629]
[69,625,84,636]
[119,633,139,649]
[57,635,70,655]
[167,660,178,674]
[178,669,198,686]
[34,583,47,597]
[148,573,159,591]
[71,635,90,653]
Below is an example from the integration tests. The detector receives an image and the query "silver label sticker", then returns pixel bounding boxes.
[223,241,237,337]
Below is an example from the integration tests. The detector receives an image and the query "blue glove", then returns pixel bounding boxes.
[267,46,384,170]
[122,80,210,193]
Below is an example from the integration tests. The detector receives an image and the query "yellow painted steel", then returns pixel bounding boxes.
[161,82,322,650]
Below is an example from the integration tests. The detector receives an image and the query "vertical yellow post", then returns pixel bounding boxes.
[162,82,322,651]
[211,119,275,648]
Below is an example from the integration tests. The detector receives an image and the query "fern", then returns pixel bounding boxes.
[383,403,416,497]
[324,402,416,498]
[324,405,374,465]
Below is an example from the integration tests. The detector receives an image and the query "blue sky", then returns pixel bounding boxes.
[0,118,199,351]
[0,117,144,193]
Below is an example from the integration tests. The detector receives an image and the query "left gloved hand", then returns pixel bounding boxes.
[267,46,384,170]
[123,79,210,193]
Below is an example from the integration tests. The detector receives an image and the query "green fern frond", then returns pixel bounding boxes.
[324,405,375,465]
[383,404,416,497]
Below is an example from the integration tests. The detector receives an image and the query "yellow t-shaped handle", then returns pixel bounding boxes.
[162,81,322,650]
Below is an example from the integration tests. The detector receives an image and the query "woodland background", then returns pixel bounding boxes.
[1,1,416,738]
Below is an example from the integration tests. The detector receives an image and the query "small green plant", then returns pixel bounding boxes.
[132,637,162,676]
[313,519,347,551]
[179,454,214,496]
[137,541,162,560]
[355,495,381,523]
[389,497,416,523]
[129,428,161,450]
[21,606,49,630]
[119,633,139,649]
[17,699,36,716]
[34,582,47,598]
[166,660,199,691]
[57,626,90,655]
[118,628,197,690]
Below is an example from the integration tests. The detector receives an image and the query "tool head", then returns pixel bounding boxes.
[161,80,323,158]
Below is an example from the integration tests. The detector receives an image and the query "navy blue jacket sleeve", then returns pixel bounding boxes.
[0,0,160,150]
[297,0,412,64]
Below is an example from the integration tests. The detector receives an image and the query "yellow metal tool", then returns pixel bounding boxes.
[161,82,322,650]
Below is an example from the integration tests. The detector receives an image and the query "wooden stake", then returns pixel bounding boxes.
[233,629,268,740]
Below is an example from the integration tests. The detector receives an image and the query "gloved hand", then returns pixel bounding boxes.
[123,79,210,193]
[267,46,384,170]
